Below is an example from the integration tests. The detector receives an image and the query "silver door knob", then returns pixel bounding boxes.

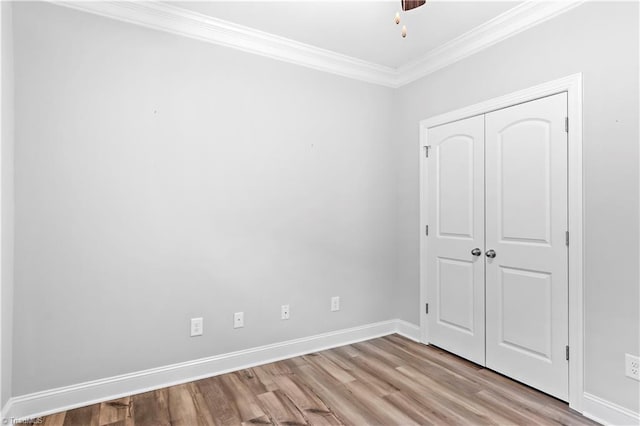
[471,248,482,256]
[485,249,496,258]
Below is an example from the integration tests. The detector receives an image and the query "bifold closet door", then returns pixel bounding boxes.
[484,93,569,401]
[426,115,485,365]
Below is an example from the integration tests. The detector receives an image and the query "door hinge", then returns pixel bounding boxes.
[425,225,429,236]
[425,303,429,314]
[565,117,569,133]
[566,345,570,361]
[423,145,431,158]
[566,231,569,246]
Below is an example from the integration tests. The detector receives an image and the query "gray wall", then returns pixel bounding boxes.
[1,1,15,409]
[393,1,639,412]
[12,2,395,395]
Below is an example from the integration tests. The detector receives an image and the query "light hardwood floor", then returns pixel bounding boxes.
[31,335,598,425]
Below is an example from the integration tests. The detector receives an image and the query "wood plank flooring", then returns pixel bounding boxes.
[30,335,598,425]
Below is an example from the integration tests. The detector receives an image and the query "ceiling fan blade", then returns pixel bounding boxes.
[401,0,426,11]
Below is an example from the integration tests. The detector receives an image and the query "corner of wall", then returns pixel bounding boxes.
[0,0,15,411]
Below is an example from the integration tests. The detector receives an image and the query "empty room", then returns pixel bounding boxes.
[0,0,638,424]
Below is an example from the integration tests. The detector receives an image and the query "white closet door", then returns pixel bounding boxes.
[485,93,569,401]
[426,115,485,365]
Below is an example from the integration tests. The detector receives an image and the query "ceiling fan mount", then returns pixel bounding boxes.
[401,0,426,12]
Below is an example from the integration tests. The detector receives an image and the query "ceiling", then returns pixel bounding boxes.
[171,1,521,69]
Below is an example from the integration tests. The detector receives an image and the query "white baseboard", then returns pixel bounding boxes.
[583,392,640,426]
[2,319,419,420]
[395,319,421,342]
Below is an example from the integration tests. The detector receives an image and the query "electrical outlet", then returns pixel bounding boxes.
[234,312,244,329]
[625,354,639,381]
[190,317,203,337]
[331,296,340,312]
[281,304,290,320]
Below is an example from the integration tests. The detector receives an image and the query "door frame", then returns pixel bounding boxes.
[419,73,584,412]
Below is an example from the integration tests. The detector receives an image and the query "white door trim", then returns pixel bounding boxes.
[419,73,584,412]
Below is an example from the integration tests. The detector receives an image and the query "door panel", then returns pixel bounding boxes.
[438,135,475,238]
[427,115,485,365]
[485,93,569,401]
[437,257,475,333]
[499,120,551,244]
[499,267,552,360]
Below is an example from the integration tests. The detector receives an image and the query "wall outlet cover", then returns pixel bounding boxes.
[281,304,290,320]
[190,317,203,337]
[234,312,244,329]
[625,353,639,381]
[331,296,340,312]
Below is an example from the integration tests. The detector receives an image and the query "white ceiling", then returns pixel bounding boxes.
[171,1,521,68]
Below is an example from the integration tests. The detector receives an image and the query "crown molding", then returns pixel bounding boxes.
[55,1,398,87]
[52,1,585,89]
[396,1,585,86]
